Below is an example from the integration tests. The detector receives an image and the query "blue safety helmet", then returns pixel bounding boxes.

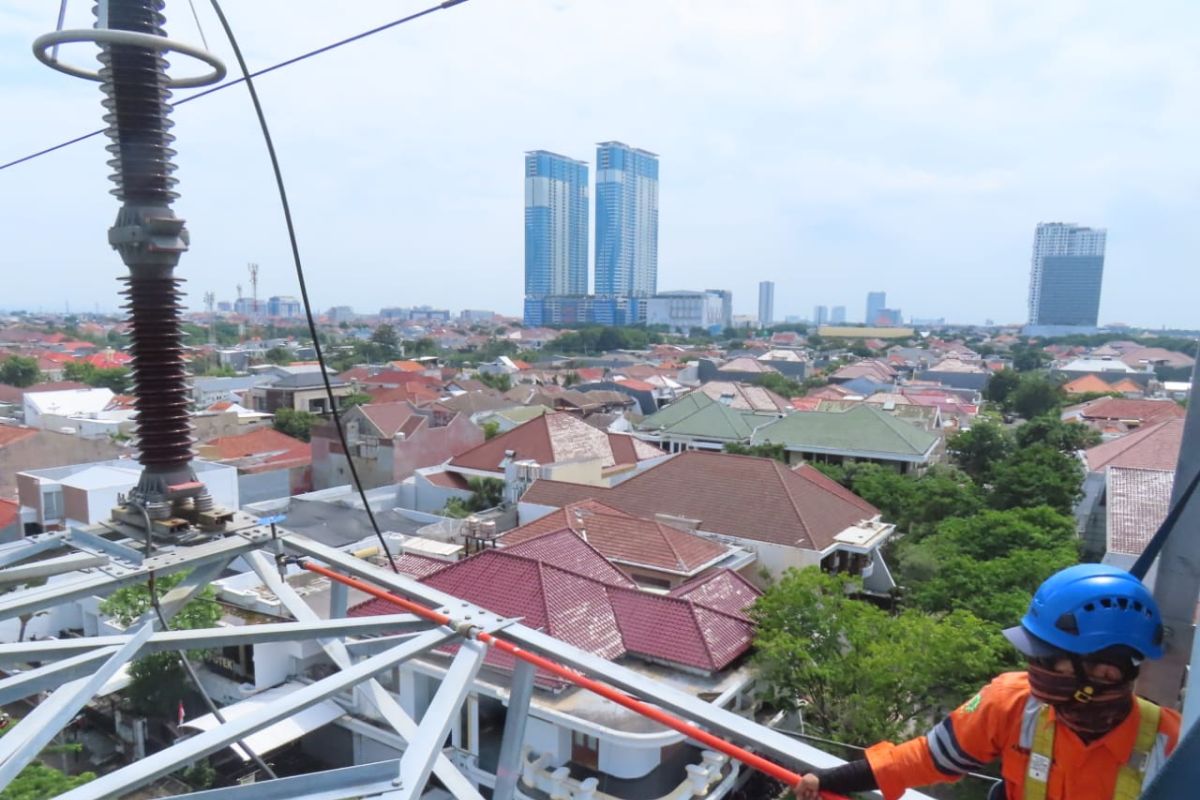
[1003,564,1164,660]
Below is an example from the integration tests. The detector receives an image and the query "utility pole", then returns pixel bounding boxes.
[1139,354,1200,724]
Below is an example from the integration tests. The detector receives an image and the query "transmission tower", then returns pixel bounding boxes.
[203,291,216,346]
[248,262,260,319]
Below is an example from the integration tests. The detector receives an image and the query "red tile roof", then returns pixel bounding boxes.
[199,428,311,473]
[504,529,637,586]
[422,470,472,490]
[449,412,659,473]
[390,360,426,373]
[349,536,758,674]
[0,498,19,530]
[615,378,656,392]
[0,426,38,449]
[84,349,133,369]
[1106,467,1174,557]
[1062,374,1116,395]
[1084,418,1184,473]
[504,502,729,574]
[355,402,426,438]
[668,570,761,618]
[521,450,880,550]
[1074,397,1185,425]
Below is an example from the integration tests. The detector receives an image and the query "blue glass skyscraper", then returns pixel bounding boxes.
[525,151,589,310]
[594,142,659,299]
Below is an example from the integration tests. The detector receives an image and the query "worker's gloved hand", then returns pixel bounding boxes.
[793,773,821,799]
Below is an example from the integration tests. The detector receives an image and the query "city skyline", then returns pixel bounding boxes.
[3,2,1199,327]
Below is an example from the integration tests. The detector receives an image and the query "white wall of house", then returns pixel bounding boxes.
[599,740,661,779]
[525,716,571,766]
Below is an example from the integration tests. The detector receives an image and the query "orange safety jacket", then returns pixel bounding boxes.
[864,671,1180,800]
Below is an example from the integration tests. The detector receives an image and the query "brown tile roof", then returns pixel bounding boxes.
[696,381,791,413]
[0,498,19,529]
[524,450,879,550]
[0,426,38,449]
[1084,418,1184,473]
[668,570,761,618]
[1073,397,1185,425]
[503,501,729,574]
[199,428,311,473]
[1062,374,1115,395]
[1106,467,1174,557]
[449,412,659,473]
[422,470,471,490]
[357,401,427,438]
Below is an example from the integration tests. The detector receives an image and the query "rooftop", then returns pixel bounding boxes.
[1106,467,1174,557]
[198,428,311,474]
[752,403,939,459]
[1083,418,1184,473]
[636,392,764,441]
[695,381,791,413]
[449,411,660,473]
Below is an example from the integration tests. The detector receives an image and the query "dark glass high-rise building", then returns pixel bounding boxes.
[524,151,589,303]
[1028,223,1106,327]
[594,142,659,298]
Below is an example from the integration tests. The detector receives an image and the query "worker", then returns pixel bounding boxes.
[794,564,1180,800]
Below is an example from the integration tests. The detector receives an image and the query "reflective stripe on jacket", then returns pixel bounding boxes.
[864,671,1179,800]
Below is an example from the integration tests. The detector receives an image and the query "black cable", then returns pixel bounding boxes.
[206,0,477,572]
[1,1,468,173]
[149,583,278,780]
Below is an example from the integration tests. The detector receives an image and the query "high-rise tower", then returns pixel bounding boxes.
[524,151,589,303]
[594,142,659,298]
[1027,222,1106,327]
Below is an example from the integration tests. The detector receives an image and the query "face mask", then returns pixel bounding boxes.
[1026,662,1134,741]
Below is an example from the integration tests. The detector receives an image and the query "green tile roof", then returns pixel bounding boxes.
[751,403,938,457]
[636,392,764,441]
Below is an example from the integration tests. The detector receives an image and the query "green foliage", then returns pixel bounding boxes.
[897,507,1078,626]
[1011,344,1050,372]
[63,361,130,393]
[341,392,372,408]
[476,371,512,392]
[819,463,982,537]
[408,337,439,358]
[751,569,1005,742]
[0,760,96,800]
[441,477,506,517]
[562,371,581,387]
[988,445,1084,515]
[1015,415,1101,453]
[370,324,400,357]
[273,408,318,442]
[723,442,788,462]
[99,572,221,718]
[984,368,1020,408]
[947,420,1014,483]
[755,372,804,398]
[481,420,501,440]
[0,356,40,387]
[264,346,294,365]
[1010,374,1062,419]
[179,760,216,790]
[548,326,662,354]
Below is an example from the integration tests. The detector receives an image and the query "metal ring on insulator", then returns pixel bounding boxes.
[32,28,226,89]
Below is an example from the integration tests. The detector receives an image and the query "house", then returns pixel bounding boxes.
[633,392,770,453]
[310,401,484,490]
[346,529,760,796]
[820,398,941,432]
[443,411,665,489]
[915,358,990,391]
[0,498,20,542]
[197,428,313,505]
[0,426,127,499]
[16,458,239,530]
[751,404,941,473]
[22,387,116,430]
[695,357,781,386]
[1061,374,1122,396]
[694,381,791,413]
[828,359,897,385]
[501,499,752,589]
[193,375,270,409]
[518,450,895,587]
[0,381,89,419]
[1062,396,1185,436]
[246,366,354,414]
[1101,467,1174,582]
[1054,357,1153,389]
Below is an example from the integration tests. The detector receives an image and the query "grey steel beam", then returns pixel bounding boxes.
[1141,356,1200,710]
[243,551,484,800]
[0,646,117,705]
[0,615,424,665]
[164,759,405,800]
[0,536,66,569]
[55,626,457,800]
[0,622,153,786]
[0,532,269,621]
[329,579,348,619]
[388,640,486,800]
[493,657,536,800]
[135,556,233,626]
[67,527,146,565]
[0,552,109,586]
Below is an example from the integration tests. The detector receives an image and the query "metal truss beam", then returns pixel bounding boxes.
[0,552,108,586]
[243,551,484,800]
[166,758,405,800]
[0,536,66,569]
[139,556,233,625]
[493,657,535,800]
[387,640,486,800]
[67,527,146,566]
[283,536,850,774]
[0,622,153,786]
[0,615,425,665]
[0,531,270,621]
[56,626,457,800]
[0,646,118,705]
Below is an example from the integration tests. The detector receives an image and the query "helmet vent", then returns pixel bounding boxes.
[1100,598,1113,608]
[1083,603,1096,612]
[1055,613,1079,634]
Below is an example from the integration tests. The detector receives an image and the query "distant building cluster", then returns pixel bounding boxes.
[523,143,665,327]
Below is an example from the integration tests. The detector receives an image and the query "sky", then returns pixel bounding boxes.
[1,0,1199,328]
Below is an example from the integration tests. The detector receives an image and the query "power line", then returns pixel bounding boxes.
[1,0,468,173]
[205,0,472,572]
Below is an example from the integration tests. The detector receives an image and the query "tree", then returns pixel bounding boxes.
[0,760,96,800]
[370,325,400,359]
[264,346,294,365]
[99,572,221,718]
[1015,414,1101,453]
[341,392,372,408]
[897,507,1078,627]
[1011,344,1050,372]
[845,464,916,529]
[724,442,788,462]
[63,362,130,393]
[984,368,1020,408]
[988,445,1084,515]
[947,420,1013,483]
[476,371,511,392]
[752,569,1005,742]
[0,356,40,387]
[441,477,506,517]
[273,408,318,442]
[756,372,804,398]
[1011,374,1062,420]
[481,420,501,440]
